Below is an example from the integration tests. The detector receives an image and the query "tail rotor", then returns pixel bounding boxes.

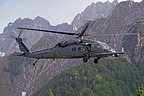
[8,29,26,51]
[13,29,24,49]
[17,29,23,38]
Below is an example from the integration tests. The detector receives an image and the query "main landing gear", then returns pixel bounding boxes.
[114,54,119,57]
[93,57,100,64]
[83,54,101,64]
[83,54,90,63]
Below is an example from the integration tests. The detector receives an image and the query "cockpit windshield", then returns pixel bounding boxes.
[102,43,109,49]
[96,41,116,52]
[97,41,109,49]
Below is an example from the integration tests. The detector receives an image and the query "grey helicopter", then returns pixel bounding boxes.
[12,22,126,66]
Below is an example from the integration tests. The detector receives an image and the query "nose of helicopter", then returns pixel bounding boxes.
[108,47,120,57]
[109,48,116,53]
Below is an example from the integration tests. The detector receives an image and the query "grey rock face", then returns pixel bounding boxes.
[0,17,73,54]
[86,1,144,61]
[2,1,144,96]
[72,0,118,30]
[0,17,48,54]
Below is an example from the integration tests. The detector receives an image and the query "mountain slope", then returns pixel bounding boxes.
[72,0,118,29]
[0,0,116,55]
[0,17,73,54]
[0,1,144,96]
[86,1,144,61]
[0,17,47,54]
[34,60,144,96]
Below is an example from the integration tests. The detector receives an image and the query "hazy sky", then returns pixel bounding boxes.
[0,0,142,33]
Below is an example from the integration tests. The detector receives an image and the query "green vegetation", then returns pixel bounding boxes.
[33,60,144,96]
[136,84,144,96]
[48,89,53,96]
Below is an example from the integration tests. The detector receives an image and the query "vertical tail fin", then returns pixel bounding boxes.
[16,38,30,54]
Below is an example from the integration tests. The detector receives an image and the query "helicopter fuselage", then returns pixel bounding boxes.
[23,39,119,60]
[14,26,125,65]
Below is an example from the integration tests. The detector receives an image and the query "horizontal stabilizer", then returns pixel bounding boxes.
[12,52,25,56]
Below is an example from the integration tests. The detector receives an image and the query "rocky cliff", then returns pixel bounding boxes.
[85,0,144,61]
[0,0,117,55]
[0,17,47,54]
[72,0,118,30]
[0,16,73,95]
[0,16,73,54]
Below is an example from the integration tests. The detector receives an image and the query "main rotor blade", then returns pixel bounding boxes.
[17,27,78,36]
[18,29,23,38]
[96,33,139,36]
[79,22,89,37]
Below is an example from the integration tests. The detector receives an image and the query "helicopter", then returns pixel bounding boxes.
[12,22,126,66]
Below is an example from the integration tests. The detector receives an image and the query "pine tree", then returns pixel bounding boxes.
[80,92,83,96]
[136,85,144,96]
[89,91,95,96]
[48,89,53,96]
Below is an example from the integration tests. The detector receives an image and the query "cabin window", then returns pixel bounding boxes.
[86,44,91,51]
[78,47,82,51]
[72,47,76,51]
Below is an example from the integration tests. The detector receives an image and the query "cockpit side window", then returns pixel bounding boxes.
[78,47,82,51]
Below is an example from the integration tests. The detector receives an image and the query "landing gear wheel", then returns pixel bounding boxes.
[83,58,88,63]
[33,59,39,66]
[93,57,100,64]
[93,59,98,64]
[83,54,90,63]
[33,63,35,66]
[114,54,119,57]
